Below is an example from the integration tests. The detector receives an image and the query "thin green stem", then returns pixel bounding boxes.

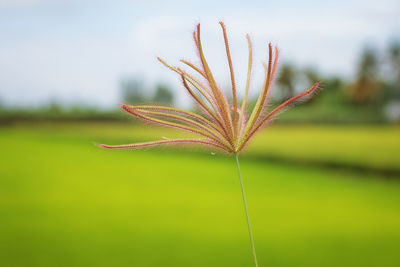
[235,153,259,267]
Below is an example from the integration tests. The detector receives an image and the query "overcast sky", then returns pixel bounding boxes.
[0,0,399,108]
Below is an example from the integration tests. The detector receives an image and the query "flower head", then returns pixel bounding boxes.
[100,22,319,153]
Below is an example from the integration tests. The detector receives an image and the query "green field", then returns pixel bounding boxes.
[0,122,400,267]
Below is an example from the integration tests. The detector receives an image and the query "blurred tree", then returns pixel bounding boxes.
[320,77,347,105]
[303,67,320,86]
[46,101,63,114]
[324,77,343,91]
[120,77,146,104]
[277,63,296,99]
[152,84,174,105]
[389,41,400,83]
[349,46,381,104]
[382,41,400,102]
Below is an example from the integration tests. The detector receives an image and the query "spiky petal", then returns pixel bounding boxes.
[99,138,228,152]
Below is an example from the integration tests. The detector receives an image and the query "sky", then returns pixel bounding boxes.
[0,0,399,108]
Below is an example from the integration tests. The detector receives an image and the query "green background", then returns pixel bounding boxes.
[1,122,399,266]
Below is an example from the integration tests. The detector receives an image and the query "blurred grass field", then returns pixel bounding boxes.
[0,122,400,267]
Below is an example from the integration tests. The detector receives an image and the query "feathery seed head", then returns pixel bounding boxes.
[100,22,320,154]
